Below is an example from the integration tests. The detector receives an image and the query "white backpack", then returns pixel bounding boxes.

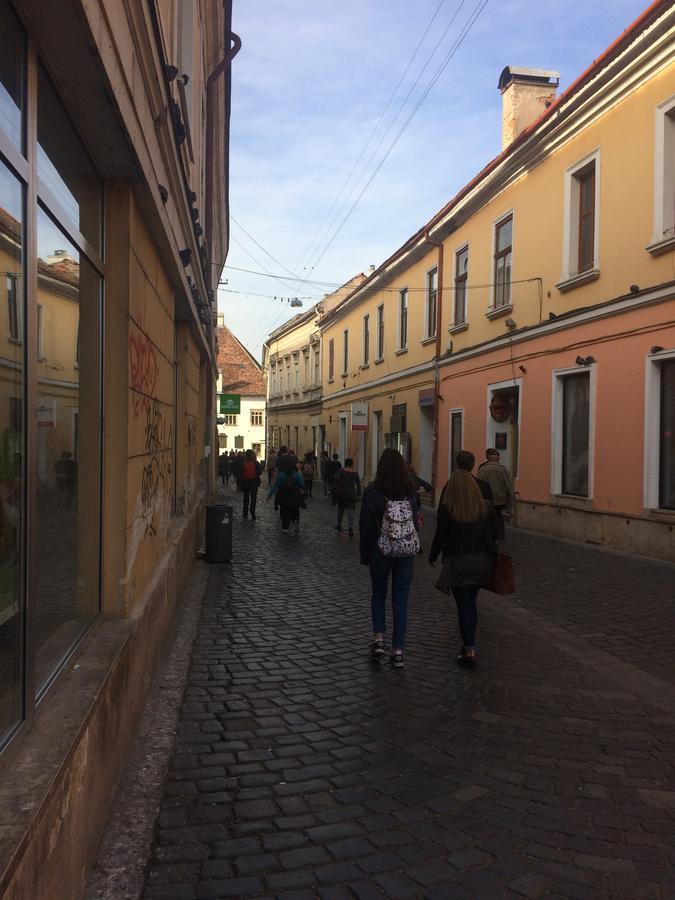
[377,499,420,558]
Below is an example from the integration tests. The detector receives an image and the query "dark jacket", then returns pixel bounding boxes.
[429,502,499,564]
[268,470,305,507]
[241,460,262,483]
[359,484,419,565]
[325,459,342,481]
[333,469,361,506]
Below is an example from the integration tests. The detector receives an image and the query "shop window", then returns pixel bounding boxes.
[645,351,675,510]
[0,0,25,151]
[493,215,512,309]
[659,360,675,509]
[552,368,594,498]
[425,268,437,339]
[454,246,468,326]
[398,289,407,350]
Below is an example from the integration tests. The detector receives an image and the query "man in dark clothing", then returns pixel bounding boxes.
[333,458,361,536]
[325,453,342,501]
[319,450,330,496]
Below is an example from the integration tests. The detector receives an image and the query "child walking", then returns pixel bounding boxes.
[333,458,361,536]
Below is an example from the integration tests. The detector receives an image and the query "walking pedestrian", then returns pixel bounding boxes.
[266,447,277,486]
[453,449,493,503]
[319,450,330,497]
[325,453,342,501]
[241,449,262,520]
[232,451,244,490]
[477,449,514,539]
[268,465,306,533]
[218,451,228,486]
[333,457,361,536]
[429,468,499,669]
[301,452,317,497]
[359,448,420,669]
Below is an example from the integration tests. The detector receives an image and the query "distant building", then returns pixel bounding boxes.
[217,320,266,457]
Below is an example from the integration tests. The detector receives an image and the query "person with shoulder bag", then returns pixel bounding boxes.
[359,448,420,669]
[429,468,499,668]
[241,449,263,520]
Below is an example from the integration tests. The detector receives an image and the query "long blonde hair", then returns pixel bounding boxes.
[443,469,486,522]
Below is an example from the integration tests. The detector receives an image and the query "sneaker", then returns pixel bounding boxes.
[348,528,354,538]
[390,651,405,669]
[370,639,385,659]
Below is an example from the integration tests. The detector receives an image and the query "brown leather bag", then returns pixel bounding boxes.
[486,553,515,594]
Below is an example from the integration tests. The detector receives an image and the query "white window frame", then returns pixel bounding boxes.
[250,409,264,427]
[648,95,675,255]
[551,364,596,499]
[448,408,464,477]
[558,148,601,290]
[312,343,320,385]
[644,347,675,510]
[362,313,370,366]
[223,413,238,427]
[424,266,438,340]
[397,287,408,351]
[488,210,514,313]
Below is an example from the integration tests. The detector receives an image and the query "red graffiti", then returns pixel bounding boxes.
[129,331,159,416]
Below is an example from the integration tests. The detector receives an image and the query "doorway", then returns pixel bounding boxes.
[486,380,522,477]
[418,406,434,484]
[338,413,347,463]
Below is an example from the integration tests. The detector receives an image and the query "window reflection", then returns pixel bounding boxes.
[35,208,100,693]
[0,161,24,743]
[37,67,102,253]
[0,0,25,151]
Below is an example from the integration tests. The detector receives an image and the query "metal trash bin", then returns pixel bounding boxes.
[205,503,233,563]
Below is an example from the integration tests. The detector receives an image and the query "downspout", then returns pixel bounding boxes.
[425,230,444,507]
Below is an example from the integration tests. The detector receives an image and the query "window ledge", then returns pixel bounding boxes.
[555,268,600,293]
[359,364,370,370]
[340,372,348,379]
[373,357,385,365]
[485,304,513,320]
[448,322,468,335]
[327,378,334,384]
[8,336,22,345]
[551,494,593,505]
[646,234,675,256]
[395,347,408,356]
[421,336,436,346]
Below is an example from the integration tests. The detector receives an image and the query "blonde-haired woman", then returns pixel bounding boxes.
[429,468,499,667]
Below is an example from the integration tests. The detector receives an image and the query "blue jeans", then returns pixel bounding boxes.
[451,585,480,649]
[370,553,415,651]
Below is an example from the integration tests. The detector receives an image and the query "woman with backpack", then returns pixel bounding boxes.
[359,448,420,668]
[268,465,306,534]
[333,457,361,537]
[301,452,317,498]
[429,468,499,668]
[241,449,262,520]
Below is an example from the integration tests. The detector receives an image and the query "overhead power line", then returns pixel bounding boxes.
[308,0,490,277]
[229,234,315,298]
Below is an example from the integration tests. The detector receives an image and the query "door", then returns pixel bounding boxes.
[486,383,521,477]
[418,406,433,484]
[338,414,347,462]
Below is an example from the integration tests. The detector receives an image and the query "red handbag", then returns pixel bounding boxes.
[486,553,515,594]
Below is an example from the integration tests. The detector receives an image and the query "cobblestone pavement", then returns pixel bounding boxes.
[142,486,675,900]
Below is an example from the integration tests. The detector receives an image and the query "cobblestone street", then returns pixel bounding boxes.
[142,487,675,900]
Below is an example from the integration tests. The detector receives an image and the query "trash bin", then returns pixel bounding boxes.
[205,503,233,563]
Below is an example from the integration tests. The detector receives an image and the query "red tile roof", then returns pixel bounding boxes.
[217,325,265,396]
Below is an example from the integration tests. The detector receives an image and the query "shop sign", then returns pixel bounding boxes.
[351,401,368,431]
[219,393,241,414]
[490,392,512,423]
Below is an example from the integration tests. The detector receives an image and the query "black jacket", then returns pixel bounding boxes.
[359,484,419,565]
[429,503,499,564]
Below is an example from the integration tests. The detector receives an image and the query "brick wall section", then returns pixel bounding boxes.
[217,325,265,395]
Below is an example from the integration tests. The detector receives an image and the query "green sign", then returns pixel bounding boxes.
[219,393,241,414]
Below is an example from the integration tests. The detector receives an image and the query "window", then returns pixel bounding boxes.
[0,0,24,151]
[577,164,595,272]
[493,216,512,308]
[559,151,600,289]
[362,314,370,366]
[328,338,334,380]
[303,351,309,385]
[552,370,592,497]
[37,303,43,358]
[659,360,675,509]
[234,435,244,449]
[294,361,299,390]
[313,344,320,385]
[398,289,408,350]
[7,274,20,341]
[449,410,463,473]
[250,410,263,427]
[454,246,468,326]
[342,329,349,375]
[223,414,238,426]
[645,352,675,510]
[286,365,290,391]
[650,96,675,253]
[376,304,384,359]
[425,267,438,338]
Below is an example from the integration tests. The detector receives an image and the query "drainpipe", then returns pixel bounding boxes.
[205,13,242,259]
[425,229,444,507]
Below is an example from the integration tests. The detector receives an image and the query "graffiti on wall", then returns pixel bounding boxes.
[187,414,197,445]
[129,330,159,417]
[140,452,172,537]
[144,399,173,455]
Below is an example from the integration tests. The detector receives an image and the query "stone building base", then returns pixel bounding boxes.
[516,499,675,563]
[0,495,205,900]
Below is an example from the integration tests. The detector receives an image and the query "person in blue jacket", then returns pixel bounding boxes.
[268,466,306,534]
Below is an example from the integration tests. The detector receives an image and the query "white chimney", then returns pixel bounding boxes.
[499,67,559,150]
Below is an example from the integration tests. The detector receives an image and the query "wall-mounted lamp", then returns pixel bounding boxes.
[651,346,664,354]
[505,317,517,330]
[575,355,595,366]
[519,365,527,373]
[629,284,640,294]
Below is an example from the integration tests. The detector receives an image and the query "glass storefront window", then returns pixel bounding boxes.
[659,360,675,510]
[0,0,25,152]
[561,372,590,497]
[34,208,101,694]
[0,161,24,744]
[37,66,102,254]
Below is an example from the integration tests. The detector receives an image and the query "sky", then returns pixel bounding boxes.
[221,0,651,360]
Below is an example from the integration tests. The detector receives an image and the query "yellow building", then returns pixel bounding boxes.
[264,274,365,459]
